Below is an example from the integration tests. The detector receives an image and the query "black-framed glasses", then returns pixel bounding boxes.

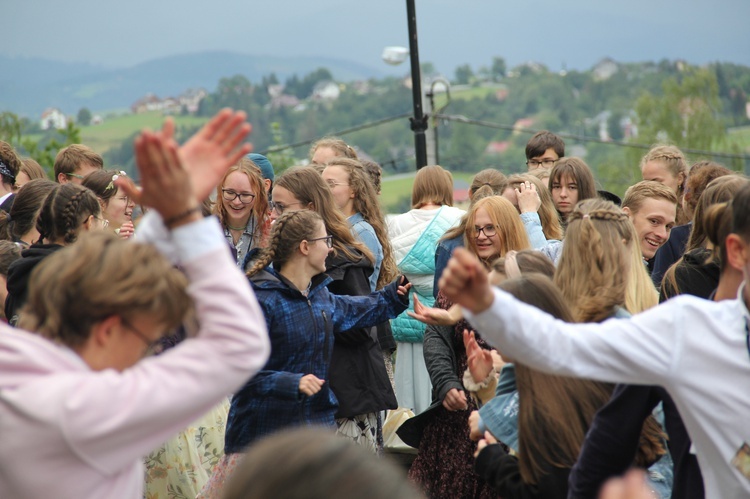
[526,159,557,169]
[65,172,85,179]
[308,235,333,248]
[474,225,497,238]
[270,201,303,214]
[121,317,160,356]
[222,189,256,204]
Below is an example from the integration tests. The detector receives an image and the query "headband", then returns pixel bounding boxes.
[0,160,16,183]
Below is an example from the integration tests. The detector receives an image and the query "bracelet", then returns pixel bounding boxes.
[164,206,201,229]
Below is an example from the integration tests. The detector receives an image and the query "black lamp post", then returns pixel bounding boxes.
[406,0,428,170]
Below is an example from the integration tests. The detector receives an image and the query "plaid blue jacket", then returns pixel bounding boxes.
[224,268,408,453]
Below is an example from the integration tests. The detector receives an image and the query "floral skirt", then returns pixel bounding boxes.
[196,452,244,499]
[143,398,230,499]
[336,412,382,454]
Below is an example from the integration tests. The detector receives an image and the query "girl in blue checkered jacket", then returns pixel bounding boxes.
[200,209,410,497]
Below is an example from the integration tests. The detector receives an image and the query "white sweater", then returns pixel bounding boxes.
[464,285,750,499]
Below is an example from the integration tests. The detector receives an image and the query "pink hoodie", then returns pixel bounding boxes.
[0,215,270,498]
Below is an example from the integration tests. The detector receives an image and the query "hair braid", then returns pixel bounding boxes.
[61,190,89,244]
[246,210,321,277]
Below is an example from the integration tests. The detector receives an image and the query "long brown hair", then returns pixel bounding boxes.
[274,166,373,265]
[411,165,454,209]
[0,179,56,241]
[246,210,323,278]
[325,158,397,288]
[213,158,269,242]
[504,274,666,484]
[554,199,632,323]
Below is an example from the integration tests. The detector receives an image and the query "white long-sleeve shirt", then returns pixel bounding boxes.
[0,215,270,498]
[464,285,750,499]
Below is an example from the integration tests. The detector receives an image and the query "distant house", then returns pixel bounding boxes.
[512,118,535,134]
[485,141,510,155]
[131,88,207,114]
[269,94,301,109]
[311,81,341,101]
[267,84,285,99]
[40,108,67,130]
[179,88,207,113]
[593,58,619,81]
[91,115,103,125]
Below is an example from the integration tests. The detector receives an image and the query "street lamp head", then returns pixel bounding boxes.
[382,46,409,66]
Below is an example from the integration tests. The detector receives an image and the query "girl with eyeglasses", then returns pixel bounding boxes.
[82,169,137,239]
[214,159,269,270]
[199,209,411,498]
[267,166,401,452]
[406,195,530,499]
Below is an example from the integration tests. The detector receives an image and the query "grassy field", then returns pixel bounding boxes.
[380,171,475,213]
[79,112,209,153]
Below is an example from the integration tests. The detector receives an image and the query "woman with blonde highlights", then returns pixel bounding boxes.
[407,195,530,499]
[309,136,358,164]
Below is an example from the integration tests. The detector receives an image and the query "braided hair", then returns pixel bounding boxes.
[554,198,633,323]
[36,183,102,245]
[246,210,323,278]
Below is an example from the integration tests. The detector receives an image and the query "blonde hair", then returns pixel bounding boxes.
[309,137,358,162]
[411,165,453,209]
[554,199,632,322]
[19,232,191,349]
[464,196,531,265]
[214,158,269,242]
[640,145,688,224]
[621,180,678,214]
[274,166,373,265]
[507,174,564,240]
[325,158,397,288]
[246,210,323,278]
[624,222,658,314]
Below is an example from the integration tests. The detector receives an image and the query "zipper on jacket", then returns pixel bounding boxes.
[303,299,317,422]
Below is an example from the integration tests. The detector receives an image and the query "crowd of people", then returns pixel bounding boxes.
[0,113,748,499]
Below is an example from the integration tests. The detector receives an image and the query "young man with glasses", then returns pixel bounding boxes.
[525,130,565,171]
[54,144,104,184]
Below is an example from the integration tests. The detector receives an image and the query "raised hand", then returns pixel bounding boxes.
[463,329,494,383]
[443,387,468,411]
[439,248,494,314]
[122,131,198,227]
[299,374,325,396]
[468,410,483,441]
[117,221,135,239]
[516,180,541,214]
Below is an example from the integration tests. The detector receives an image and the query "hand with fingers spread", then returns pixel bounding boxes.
[407,294,461,326]
[474,430,499,458]
[299,374,325,397]
[463,330,494,384]
[516,181,541,214]
[443,387,468,411]
[120,131,199,228]
[438,248,494,314]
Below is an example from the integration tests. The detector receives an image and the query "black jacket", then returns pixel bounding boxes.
[325,248,398,418]
[568,384,703,499]
[651,223,691,287]
[476,444,570,499]
[659,248,719,303]
[5,244,63,324]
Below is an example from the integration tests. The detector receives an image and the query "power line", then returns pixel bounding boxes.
[259,112,412,155]
[434,113,750,161]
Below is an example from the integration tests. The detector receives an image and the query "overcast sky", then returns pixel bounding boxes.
[4,0,749,75]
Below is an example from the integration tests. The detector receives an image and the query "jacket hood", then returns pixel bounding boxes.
[6,244,64,297]
[325,246,373,281]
